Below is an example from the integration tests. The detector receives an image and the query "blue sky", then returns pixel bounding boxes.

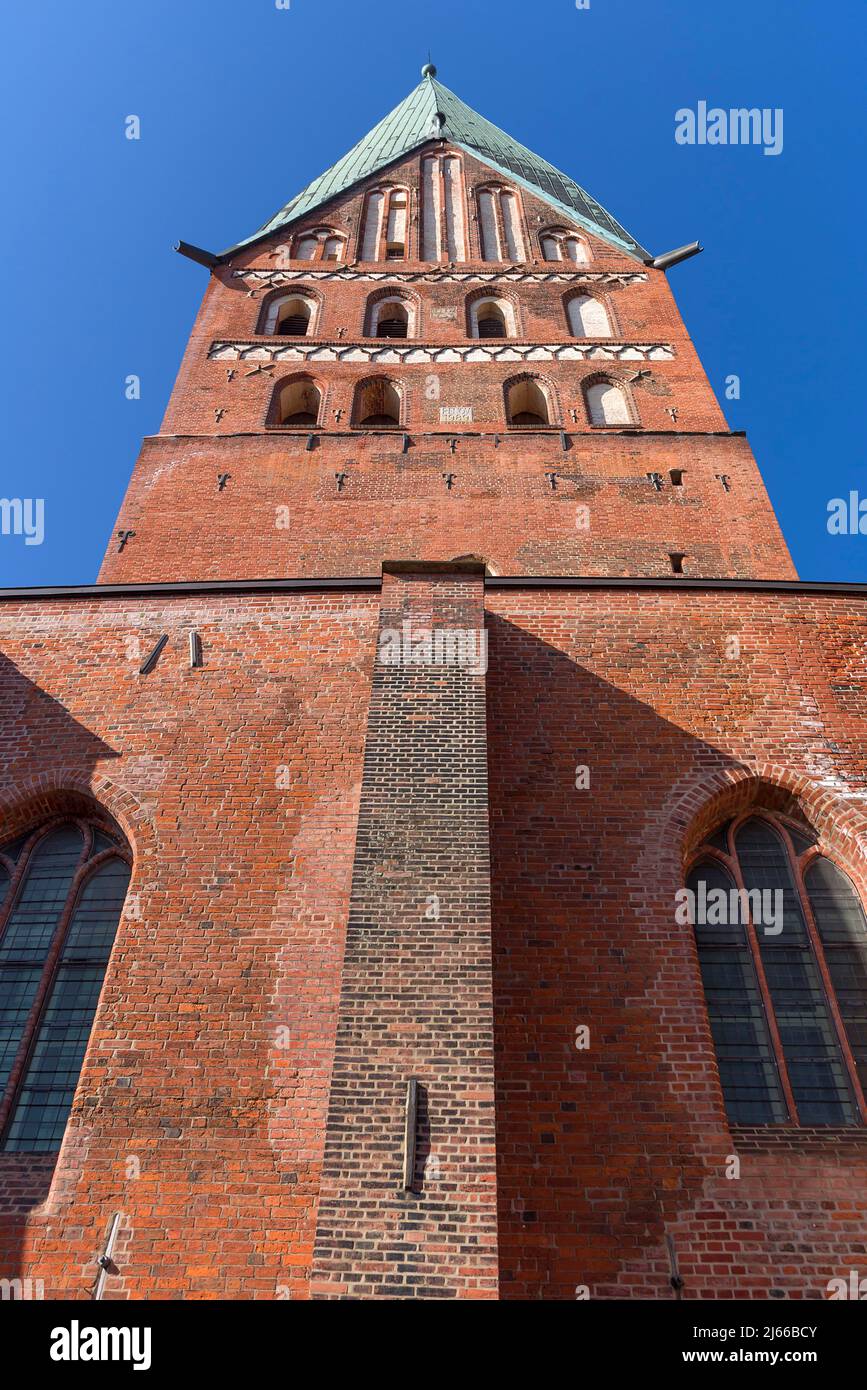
[1,0,864,585]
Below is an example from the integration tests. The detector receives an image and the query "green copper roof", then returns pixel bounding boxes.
[222,72,650,261]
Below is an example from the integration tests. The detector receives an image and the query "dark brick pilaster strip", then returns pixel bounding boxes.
[311,562,498,1299]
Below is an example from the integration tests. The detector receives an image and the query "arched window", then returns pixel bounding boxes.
[353,378,402,428]
[686,813,867,1126]
[585,378,633,426]
[540,228,590,264]
[0,820,131,1152]
[365,293,416,339]
[467,296,515,340]
[272,376,322,427]
[505,376,552,427]
[293,228,345,262]
[477,185,526,262]
[567,294,612,338]
[360,188,410,262]
[262,294,316,337]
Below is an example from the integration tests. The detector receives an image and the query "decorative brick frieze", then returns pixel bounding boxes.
[208,339,676,365]
[232,267,649,289]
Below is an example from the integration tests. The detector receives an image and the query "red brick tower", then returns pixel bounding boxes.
[1,67,866,1302]
[99,66,793,587]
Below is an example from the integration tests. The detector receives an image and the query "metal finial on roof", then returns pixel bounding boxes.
[422,62,437,77]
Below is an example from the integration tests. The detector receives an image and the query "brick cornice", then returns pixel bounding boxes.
[2,575,866,602]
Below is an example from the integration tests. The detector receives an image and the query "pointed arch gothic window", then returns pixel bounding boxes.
[686,813,867,1126]
[0,820,131,1152]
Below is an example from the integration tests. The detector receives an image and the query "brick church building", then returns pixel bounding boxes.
[1,67,866,1300]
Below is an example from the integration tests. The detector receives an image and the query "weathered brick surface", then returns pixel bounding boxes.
[485,588,867,1299]
[0,592,377,1298]
[1,584,866,1299]
[99,431,792,583]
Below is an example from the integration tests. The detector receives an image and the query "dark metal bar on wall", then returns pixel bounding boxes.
[402,1079,419,1190]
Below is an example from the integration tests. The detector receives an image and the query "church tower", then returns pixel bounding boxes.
[1,67,865,1303]
[100,64,794,587]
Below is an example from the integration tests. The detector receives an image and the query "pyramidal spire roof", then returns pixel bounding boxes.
[222,67,650,261]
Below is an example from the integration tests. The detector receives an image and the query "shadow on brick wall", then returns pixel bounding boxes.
[486,613,747,1299]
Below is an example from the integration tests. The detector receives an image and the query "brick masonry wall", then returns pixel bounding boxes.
[310,565,499,1299]
[485,586,867,1299]
[1,585,866,1298]
[99,431,793,585]
[0,590,377,1298]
